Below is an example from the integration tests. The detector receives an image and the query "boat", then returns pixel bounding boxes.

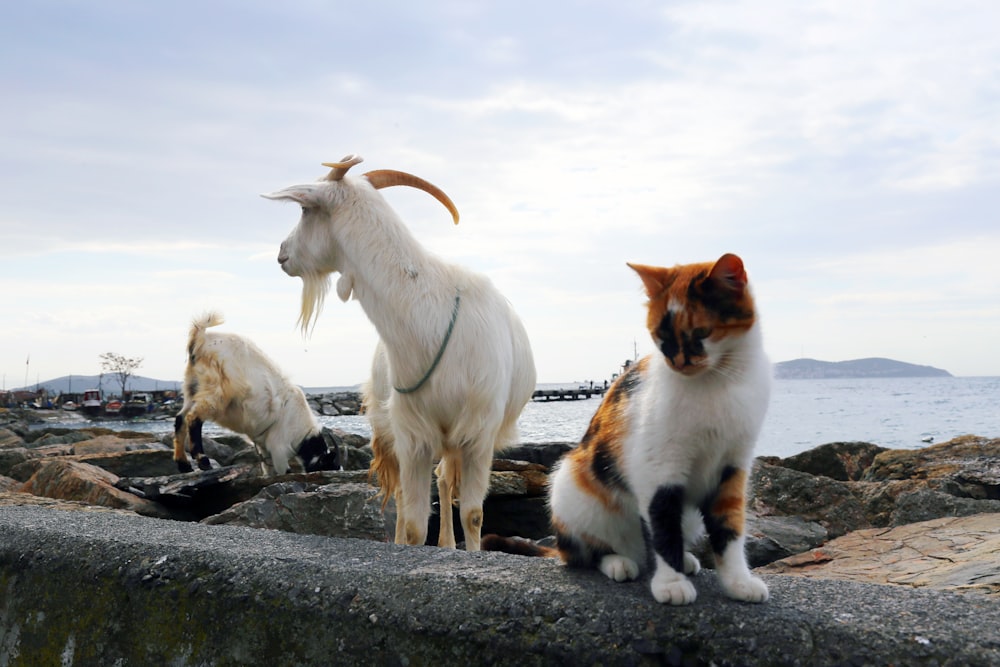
[121,392,153,417]
[81,389,103,417]
[61,401,78,411]
[104,399,123,416]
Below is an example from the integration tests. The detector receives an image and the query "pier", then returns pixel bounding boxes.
[531,386,606,401]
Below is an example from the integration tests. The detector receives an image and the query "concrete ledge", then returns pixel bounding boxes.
[1,506,998,666]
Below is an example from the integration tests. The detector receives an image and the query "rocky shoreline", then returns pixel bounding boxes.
[1,403,998,597]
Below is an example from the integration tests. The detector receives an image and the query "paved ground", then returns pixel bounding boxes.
[1,505,999,666]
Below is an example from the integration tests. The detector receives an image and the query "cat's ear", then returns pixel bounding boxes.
[708,253,748,293]
[627,262,671,298]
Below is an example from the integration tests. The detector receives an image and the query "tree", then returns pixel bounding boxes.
[99,352,143,398]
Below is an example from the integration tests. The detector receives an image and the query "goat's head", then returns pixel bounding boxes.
[262,154,460,334]
[297,430,342,472]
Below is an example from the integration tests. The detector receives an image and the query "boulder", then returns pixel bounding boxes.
[0,447,38,477]
[71,448,179,478]
[0,490,139,514]
[0,427,23,448]
[749,460,870,538]
[758,512,1000,597]
[72,434,167,456]
[17,459,177,519]
[744,514,829,568]
[863,435,1000,500]
[777,441,888,481]
[203,480,389,541]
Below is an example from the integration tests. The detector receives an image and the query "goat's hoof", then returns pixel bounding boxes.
[176,460,193,473]
[197,457,213,471]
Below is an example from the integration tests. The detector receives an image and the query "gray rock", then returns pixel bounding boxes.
[203,480,390,541]
[750,460,870,538]
[744,514,829,567]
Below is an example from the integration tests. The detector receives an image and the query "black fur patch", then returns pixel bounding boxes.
[591,440,628,493]
[648,484,685,574]
[297,433,341,472]
[692,275,752,322]
[616,364,642,397]
[556,530,609,569]
[656,312,680,361]
[189,417,205,457]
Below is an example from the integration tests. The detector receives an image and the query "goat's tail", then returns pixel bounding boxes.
[481,534,560,559]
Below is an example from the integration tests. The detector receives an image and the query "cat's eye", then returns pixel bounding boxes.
[692,327,711,340]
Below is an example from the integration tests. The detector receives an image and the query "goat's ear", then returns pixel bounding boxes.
[260,184,325,206]
[336,273,355,302]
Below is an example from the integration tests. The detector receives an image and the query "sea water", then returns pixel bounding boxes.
[31,377,1000,459]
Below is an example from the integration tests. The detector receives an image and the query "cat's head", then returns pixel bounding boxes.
[627,253,756,377]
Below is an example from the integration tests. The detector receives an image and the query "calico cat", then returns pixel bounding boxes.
[484,253,771,605]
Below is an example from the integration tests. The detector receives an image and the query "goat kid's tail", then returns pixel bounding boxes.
[187,311,225,357]
[481,534,560,559]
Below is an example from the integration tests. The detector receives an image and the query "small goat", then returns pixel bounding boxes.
[263,155,536,550]
[173,312,341,475]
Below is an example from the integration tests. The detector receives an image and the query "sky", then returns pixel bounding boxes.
[2,0,999,392]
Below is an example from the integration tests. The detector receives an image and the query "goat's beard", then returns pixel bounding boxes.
[298,272,331,336]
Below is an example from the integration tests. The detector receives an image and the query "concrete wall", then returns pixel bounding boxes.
[1,505,998,666]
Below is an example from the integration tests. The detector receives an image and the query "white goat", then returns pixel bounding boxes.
[173,312,341,475]
[263,155,536,550]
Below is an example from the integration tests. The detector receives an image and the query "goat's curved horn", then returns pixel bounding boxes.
[363,170,460,225]
[322,154,364,181]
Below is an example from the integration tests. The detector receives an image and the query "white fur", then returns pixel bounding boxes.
[174,312,326,475]
[264,164,536,550]
[548,317,771,605]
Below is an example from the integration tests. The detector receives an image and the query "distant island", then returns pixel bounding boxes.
[774,357,952,380]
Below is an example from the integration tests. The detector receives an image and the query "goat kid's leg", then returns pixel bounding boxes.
[435,456,457,549]
[397,444,433,547]
[188,416,212,471]
[172,413,193,473]
[458,445,493,552]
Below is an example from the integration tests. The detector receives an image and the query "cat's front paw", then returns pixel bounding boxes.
[650,568,697,605]
[683,551,701,575]
[721,574,769,603]
[599,554,640,582]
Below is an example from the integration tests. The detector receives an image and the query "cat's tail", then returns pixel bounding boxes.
[481,534,560,559]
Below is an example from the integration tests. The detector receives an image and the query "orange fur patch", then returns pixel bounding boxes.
[710,468,747,536]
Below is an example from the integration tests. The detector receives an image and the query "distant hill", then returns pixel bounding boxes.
[11,374,182,396]
[774,357,952,380]
[10,375,363,397]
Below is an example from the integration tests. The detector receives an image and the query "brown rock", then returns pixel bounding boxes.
[18,459,175,519]
[758,513,1000,597]
[0,427,24,448]
[0,490,138,515]
[864,436,1000,499]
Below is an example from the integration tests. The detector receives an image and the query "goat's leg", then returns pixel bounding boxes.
[172,412,193,473]
[188,416,212,470]
[396,443,433,547]
[393,488,406,545]
[458,445,493,551]
[435,456,457,549]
